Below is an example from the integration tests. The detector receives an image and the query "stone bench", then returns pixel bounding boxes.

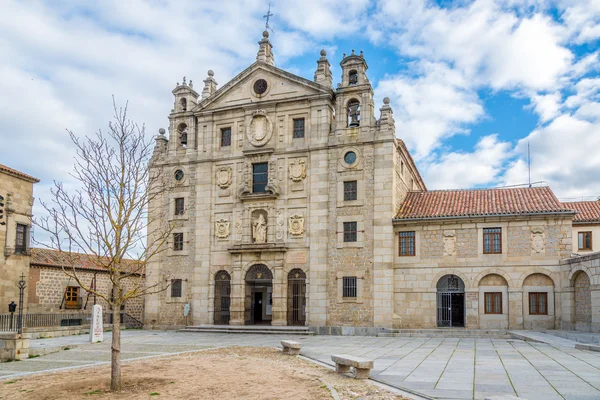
[331,354,374,379]
[281,340,302,356]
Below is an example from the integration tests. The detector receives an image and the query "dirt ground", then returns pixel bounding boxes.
[0,347,407,400]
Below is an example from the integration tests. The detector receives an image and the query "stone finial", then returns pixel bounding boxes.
[314,48,332,88]
[153,128,169,158]
[182,76,186,85]
[189,80,193,88]
[383,97,390,105]
[159,128,166,136]
[202,70,218,99]
[320,49,327,57]
[256,30,275,65]
[379,97,394,134]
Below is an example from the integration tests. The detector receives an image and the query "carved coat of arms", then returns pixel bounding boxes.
[289,159,307,182]
[289,214,305,236]
[247,110,273,147]
[215,218,230,239]
[531,228,545,253]
[216,166,232,189]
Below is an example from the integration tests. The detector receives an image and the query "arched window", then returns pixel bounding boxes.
[177,123,188,148]
[180,97,187,112]
[347,99,360,127]
[348,70,358,86]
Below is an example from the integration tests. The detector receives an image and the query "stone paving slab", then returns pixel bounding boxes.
[2,330,600,400]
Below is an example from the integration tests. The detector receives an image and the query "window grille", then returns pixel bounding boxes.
[399,231,415,256]
[483,227,502,254]
[173,232,184,251]
[293,118,305,139]
[221,127,231,147]
[252,163,269,193]
[174,198,185,215]
[484,292,502,314]
[343,221,357,242]
[342,277,357,298]
[344,181,358,201]
[171,279,182,298]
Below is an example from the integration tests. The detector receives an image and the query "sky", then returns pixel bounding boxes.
[1,0,599,218]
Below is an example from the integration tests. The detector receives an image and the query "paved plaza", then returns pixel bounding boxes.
[1,330,599,400]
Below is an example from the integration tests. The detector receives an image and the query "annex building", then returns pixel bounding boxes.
[144,31,600,333]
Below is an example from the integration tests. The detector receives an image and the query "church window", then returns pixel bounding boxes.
[252,163,269,193]
[342,277,357,298]
[180,98,187,112]
[344,181,357,201]
[483,228,502,254]
[344,151,357,165]
[399,231,415,256]
[343,221,357,242]
[173,232,184,251]
[484,292,502,314]
[348,70,358,86]
[253,79,268,95]
[174,169,185,181]
[347,99,360,127]
[578,231,592,250]
[529,292,548,315]
[221,127,231,147]
[171,279,182,298]
[15,224,28,254]
[293,118,305,139]
[174,198,185,215]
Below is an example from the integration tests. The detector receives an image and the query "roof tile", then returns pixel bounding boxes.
[562,201,600,223]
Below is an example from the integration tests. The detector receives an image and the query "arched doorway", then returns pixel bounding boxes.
[574,271,592,329]
[437,274,465,327]
[287,269,306,326]
[214,271,231,325]
[245,264,273,325]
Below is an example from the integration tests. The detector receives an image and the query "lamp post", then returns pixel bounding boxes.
[8,301,16,330]
[17,273,26,334]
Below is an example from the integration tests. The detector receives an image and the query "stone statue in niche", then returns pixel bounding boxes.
[215,218,230,239]
[443,230,456,256]
[252,214,267,244]
[531,227,545,253]
[216,166,232,189]
[289,214,305,236]
[289,159,307,182]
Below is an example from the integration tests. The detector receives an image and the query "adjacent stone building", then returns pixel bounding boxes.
[145,31,598,332]
[0,164,39,311]
[563,200,600,254]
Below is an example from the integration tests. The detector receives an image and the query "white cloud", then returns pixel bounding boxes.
[529,91,562,122]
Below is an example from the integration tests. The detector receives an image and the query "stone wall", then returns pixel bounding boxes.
[561,252,600,332]
[507,226,529,257]
[457,228,477,258]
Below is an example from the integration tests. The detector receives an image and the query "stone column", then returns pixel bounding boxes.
[229,258,244,326]
[559,287,575,331]
[508,289,523,329]
[271,261,286,326]
[465,289,479,329]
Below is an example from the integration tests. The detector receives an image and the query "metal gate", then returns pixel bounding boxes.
[436,274,465,328]
[214,271,231,325]
[437,292,452,327]
[287,269,306,326]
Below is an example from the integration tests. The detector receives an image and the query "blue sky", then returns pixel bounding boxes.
[1,0,599,210]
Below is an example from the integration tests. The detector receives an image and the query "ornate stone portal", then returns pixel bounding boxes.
[247,110,273,147]
[289,214,305,236]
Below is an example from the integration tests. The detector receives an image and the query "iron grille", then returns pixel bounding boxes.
[287,269,306,326]
[214,271,231,325]
[342,276,357,298]
[343,222,357,242]
[343,181,358,201]
[293,118,305,138]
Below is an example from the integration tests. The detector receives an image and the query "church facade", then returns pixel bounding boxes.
[144,31,599,333]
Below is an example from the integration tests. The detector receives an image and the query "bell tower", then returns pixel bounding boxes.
[169,76,199,152]
[334,50,375,133]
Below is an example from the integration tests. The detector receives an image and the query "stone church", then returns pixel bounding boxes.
[145,31,599,333]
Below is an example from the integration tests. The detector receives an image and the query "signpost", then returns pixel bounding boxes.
[90,304,103,343]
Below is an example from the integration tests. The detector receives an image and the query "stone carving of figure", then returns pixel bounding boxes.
[253,214,267,243]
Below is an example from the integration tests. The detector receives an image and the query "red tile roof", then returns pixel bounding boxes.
[562,201,600,223]
[395,186,574,220]
[0,163,40,183]
[30,248,143,275]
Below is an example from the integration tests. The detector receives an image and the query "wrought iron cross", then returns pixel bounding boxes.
[263,2,274,32]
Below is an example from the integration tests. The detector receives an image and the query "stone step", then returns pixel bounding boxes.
[378,329,513,339]
[575,343,600,352]
[179,325,313,335]
[543,330,600,344]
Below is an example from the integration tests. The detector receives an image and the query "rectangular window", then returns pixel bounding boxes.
[65,286,79,309]
[293,118,305,139]
[578,231,592,250]
[483,227,502,254]
[171,279,182,298]
[15,224,28,254]
[220,127,231,147]
[342,277,357,298]
[484,292,502,314]
[529,292,548,315]
[399,231,416,256]
[174,198,185,215]
[343,221,357,242]
[173,232,184,251]
[343,181,358,201]
[252,163,269,193]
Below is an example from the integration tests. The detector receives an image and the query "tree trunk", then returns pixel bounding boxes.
[111,305,121,392]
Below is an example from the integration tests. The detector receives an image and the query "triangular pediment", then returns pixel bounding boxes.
[194,62,333,112]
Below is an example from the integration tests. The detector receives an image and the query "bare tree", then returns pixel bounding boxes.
[35,98,173,392]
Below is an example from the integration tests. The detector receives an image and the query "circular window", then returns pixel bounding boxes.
[344,151,357,165]
[174,169,185,181]
[253,79,268,95]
